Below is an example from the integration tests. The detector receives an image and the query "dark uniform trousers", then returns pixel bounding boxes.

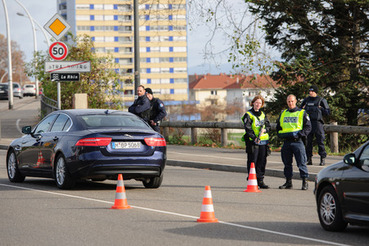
[247,144,267,181]
[306,120,326,159]
[281,140,309,179]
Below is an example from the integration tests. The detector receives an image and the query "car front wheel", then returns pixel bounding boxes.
[7,150,25,182]
[142,174,163,189]
[317,186,347,231]
[55,155,75,189]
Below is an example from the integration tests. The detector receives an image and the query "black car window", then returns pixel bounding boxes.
[34,114,58,133]
[62,118,71,131]
[0,84,8,89]
[359,144,369,171]
[51,114,70,132]
[78,115,149,129]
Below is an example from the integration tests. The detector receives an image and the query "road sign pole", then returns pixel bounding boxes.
[57,81,61,110]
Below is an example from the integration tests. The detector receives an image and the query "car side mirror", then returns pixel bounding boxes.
[22,126,32,135]
[343,153,356,165]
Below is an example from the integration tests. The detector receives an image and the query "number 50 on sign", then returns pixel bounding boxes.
[49,41,68,61]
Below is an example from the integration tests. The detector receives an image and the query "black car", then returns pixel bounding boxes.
[6,109,166,189]
[0,83,9,100]
[314,140,369,231]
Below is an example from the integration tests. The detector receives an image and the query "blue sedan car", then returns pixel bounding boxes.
[6,109,166,189]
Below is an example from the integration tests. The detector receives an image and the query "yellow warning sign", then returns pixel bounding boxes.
[44,13,71,40]
[49,19,67,36]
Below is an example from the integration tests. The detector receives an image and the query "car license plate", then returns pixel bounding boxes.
[112,141,141,149]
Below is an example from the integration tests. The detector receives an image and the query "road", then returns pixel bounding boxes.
[1,150,369,246]
[0,96,40,138]
[1,97,368,245]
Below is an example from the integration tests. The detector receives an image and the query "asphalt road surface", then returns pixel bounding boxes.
[0,96,40,138]
[1,150,368,246]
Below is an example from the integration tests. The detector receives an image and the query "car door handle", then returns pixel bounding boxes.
[53,136,59,141]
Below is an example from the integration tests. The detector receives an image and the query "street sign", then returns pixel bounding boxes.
[49,41,68,60]
[45,61,91,73]
[44,13,71,40]
[51,73,80,82]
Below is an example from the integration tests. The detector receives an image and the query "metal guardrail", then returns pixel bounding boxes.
[40,94,58,117]
[160,121,369,153]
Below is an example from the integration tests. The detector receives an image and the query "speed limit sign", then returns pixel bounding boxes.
[49,41,68,61]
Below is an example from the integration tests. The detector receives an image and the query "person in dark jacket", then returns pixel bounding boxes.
[277,94,311,190]
[241,95,271,189]
[145,88,167,132]
[128,85,151,122]
[300,85,330,166]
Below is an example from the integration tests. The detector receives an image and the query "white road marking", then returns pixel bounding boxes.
[0,183,350,246]
[16,119,22,134]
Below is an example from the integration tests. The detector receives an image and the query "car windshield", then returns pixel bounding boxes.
[78,114,150,129]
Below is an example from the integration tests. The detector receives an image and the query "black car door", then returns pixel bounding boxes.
[17,114,58,175]
[341,143,369,217]
[43,113,71,171]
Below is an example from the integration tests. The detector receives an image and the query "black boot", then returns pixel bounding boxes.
[279,179,292,189]
[307,157,312,165]
[319,157,325,166]
[302,178,308,190]
[258,180,269,189]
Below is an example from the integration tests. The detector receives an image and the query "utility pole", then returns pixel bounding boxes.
[2,0,14,109]
[133,0,140,98]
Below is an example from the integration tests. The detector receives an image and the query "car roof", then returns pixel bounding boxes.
[57,109,131,116]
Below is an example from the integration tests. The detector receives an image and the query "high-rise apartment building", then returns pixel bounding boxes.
[57,0,189,103]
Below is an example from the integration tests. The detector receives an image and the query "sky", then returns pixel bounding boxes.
[0,0,251,75]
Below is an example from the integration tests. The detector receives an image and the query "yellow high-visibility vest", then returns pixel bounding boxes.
[241,111,269,144]
[278,109,305,138]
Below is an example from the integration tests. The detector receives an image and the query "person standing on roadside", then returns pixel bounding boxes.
[145,88,167,132]
[241,95,271,189]
[277,94,311,190]
[300,85,330,166]
[128,85,151,122]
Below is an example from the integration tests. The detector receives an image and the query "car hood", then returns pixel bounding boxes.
[316,161,346,182]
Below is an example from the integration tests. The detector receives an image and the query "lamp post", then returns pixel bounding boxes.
[17,12,51,46]
[14,0,39,99]
[1,0,14,109]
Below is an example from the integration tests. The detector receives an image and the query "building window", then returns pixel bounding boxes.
[147,79,151,84]
[211,90,217,95]
[90,4,94,10]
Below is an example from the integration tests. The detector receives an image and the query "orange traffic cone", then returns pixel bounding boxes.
[197,186,219,223]
[111,174,131,209]
[244,162,261,193]
[36,151,45,167]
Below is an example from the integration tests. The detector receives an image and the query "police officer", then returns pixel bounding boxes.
[145,88,167,132]
[242,95,271,189]
[277,94,311,190]
[128,85,151,122]
[301,85,330,166]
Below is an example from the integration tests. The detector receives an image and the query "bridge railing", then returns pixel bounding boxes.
[160,121,369,153]
[40,95,58,118]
